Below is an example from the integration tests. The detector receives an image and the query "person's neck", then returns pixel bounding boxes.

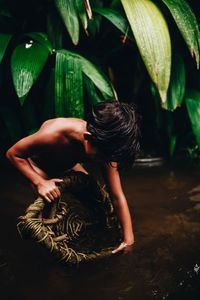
[72,120,88,161]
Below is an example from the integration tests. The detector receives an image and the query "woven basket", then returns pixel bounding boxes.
[17,171,122,265]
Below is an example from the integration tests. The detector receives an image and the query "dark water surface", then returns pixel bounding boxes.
[0,162,200,300]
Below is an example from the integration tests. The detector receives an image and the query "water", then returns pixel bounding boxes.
[0,161,200,300]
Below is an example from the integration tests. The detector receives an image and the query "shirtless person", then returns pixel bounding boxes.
[6,101,140,254]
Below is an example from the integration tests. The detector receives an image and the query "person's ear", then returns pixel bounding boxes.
[83,131,92,141]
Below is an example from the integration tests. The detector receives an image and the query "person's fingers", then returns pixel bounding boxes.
[44,195,51,203]
[57,188,61,197]
[51,189,59,199]
[112,242,127,254]
[54,188,61,198]
[47,192,54,201]
[52,178,64,184]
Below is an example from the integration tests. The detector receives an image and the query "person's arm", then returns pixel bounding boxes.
[103,163,135,254]
[6,132,63,202]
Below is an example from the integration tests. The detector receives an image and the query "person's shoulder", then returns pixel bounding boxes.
[38,117,84,141]
[40,117,83,128]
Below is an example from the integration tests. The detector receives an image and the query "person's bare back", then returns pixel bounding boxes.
[29,118,87,176]
[6,117,91,203]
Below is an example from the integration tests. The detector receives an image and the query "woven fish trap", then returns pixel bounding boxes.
[17,171,121,265]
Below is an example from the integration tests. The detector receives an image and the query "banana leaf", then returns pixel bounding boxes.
[0,33,12,64]
[93,7,132,39]
[162,0,200,69]
[121,0,171,104]
[55,51,84,118]
[163,55,186,111]
[11,42,49,105]
[185,90,200,148]
[54,0,79,45]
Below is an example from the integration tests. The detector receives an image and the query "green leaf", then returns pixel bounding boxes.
[162,0,200,69]
[84,75,102,105]
[163,55,186,111]
[75,0,88,30]
[11,42,49,104]
[121,0,171,103]
[54,0,80,45]
[64,55,84,118]
[26,32,53,53]
[59,49,115,98]
[185,90,200,148]
[55,50,116,118]
[0,33,12,64]
[93,7,132,38]
[55,51,84,118]
[79,55,115,98]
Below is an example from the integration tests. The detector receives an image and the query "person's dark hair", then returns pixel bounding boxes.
[87,100,140,167]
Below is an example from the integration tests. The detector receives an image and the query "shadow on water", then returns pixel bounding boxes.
[0,160,200,300]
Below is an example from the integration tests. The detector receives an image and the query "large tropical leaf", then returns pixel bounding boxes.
[81,57,115,98]
[54,0,79,45]
[84,75,102,105]
[26,32,53,53]
[59,50,115,98]
[0,33,12,64]
[162,0,200,69]
[55,51,84,118]
[121,0,171,103]
[55,50,116,117]
[185,90,200,148]
[163,55,186,111]
[75,0,88,30]
[11,42,49,104]
[93,7,132,39]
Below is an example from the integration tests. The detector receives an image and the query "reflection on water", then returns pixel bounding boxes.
[0,161,200,300]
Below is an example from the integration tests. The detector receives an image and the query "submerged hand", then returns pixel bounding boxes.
[37,178,64,203]
[112,241,135,254]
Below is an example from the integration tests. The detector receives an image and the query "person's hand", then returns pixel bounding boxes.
[36,178,64,203]
[112,240,135,254]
